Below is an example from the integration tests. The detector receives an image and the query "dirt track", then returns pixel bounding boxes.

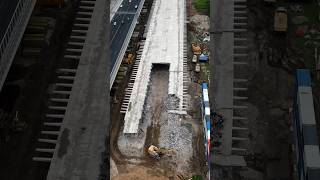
[111,62,205,179]
[144,64,169,151]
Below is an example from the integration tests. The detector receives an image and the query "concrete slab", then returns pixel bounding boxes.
[46,0,109,179]
[211,0,234,156]
[122,0,185,134]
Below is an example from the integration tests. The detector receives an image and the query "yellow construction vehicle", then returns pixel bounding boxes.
[123,53,135,64]
[192,42,201,55]
[148,145,174,160]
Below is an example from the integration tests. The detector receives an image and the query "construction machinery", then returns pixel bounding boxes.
[274,7,287,32]
[123,53,135,64]
[148,145,174,160]
[192,42,202,55]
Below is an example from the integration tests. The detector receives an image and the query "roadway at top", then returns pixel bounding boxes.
[110,0,142,75]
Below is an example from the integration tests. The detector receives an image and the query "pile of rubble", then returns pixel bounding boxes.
[159,96,193,173]
[189,14,210,32]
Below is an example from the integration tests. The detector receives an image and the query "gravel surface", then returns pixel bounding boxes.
[159,95,193,173]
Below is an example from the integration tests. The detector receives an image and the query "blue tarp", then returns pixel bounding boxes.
[199,54,209,62]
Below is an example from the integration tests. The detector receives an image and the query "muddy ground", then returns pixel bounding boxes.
[111,63,206,179]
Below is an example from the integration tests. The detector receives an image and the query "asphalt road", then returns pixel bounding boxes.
[110,0,142,74]
[0,0,20,44]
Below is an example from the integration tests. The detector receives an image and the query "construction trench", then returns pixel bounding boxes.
[110,0,208,179]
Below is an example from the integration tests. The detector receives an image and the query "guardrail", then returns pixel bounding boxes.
[0,0,27,59]
[110,0,146,88]
[0,0,35,89]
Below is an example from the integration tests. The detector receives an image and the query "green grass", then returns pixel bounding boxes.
[194,0,210,14]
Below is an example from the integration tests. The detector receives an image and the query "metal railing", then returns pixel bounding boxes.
[0,0,35,89]
[0,0,27,58]
[110,0,146,88]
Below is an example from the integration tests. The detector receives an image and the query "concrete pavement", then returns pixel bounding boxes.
[211,0,247,166]
[46,0,109,179]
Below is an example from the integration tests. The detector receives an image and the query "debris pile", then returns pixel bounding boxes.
[189,15,209,32]
[159,96,193,173]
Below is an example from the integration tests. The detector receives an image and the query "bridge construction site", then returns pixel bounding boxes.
[0,0,108,179]
[110,0,210,179]
[3,0,320,179]
[0,0,210,179]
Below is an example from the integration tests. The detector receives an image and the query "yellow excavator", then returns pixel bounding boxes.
[192,42,202,55]
[148,145,175,160]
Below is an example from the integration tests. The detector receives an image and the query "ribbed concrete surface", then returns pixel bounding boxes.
[122,0,185,134]
[46,0,109,179]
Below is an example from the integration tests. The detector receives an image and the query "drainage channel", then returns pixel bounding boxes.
[32,0,96,163]
[232,0,249,156]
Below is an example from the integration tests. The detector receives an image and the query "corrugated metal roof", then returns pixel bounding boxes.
[297,69,311,87]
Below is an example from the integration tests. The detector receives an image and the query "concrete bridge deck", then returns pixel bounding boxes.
[122,0,186,134]
[46,0,109,179]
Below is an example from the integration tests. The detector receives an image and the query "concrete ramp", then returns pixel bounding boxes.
[122,0,186,134]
